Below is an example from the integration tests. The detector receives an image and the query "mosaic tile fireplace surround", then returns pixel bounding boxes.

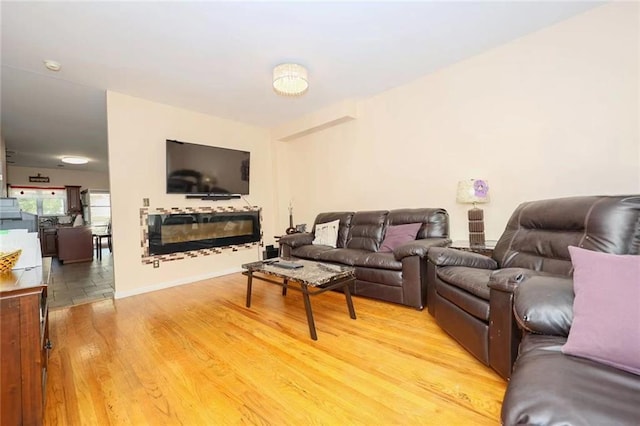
[140,206,262,265]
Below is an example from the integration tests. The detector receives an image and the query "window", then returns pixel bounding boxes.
[8,186,67,216]
[86,190,111,229]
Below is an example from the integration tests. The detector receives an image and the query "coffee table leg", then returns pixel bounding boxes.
[301,284,318,340]
[246,272,253,307]
[343,281,357,319]
[282,278,288,296]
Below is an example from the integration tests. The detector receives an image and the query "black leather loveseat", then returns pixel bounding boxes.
[278,208,450,309]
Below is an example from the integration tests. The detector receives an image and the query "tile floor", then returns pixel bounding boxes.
[49,248,114,309]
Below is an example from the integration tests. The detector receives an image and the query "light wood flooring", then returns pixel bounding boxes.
[44,273,506,425]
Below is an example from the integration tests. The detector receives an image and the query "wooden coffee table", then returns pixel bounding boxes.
[241,258,356,340]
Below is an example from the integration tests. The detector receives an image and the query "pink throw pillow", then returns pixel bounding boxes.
[562,246,640,375]
[379,223,422,253]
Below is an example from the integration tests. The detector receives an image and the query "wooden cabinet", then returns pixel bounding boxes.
[40,228,58,257]
[65,185,82,214]
[57,226,93,264]
[1,258,52,426]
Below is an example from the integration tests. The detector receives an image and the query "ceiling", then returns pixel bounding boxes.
[1,1,602,173]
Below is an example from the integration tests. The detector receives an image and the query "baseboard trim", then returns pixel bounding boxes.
[114,267,243,299]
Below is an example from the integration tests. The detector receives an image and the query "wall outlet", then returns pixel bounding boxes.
[153,259,159,268]
[143,198,150,207]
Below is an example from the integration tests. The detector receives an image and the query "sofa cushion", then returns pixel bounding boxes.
[502,334,640,426]
[436,266,493,300]
[316,248,368,266]
[312,212,354,248]
[562,246,640,375]
[379,223,422,253]
[312,219,340,248]
[360,252,402,271]
[313,249,403,271]
[291,244,334,260]
[388,208,450,239]
[346,210,388,252]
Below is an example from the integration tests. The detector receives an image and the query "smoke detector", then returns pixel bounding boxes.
[44,60,61,72]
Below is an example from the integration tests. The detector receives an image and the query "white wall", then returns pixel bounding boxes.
[0,133,6,197]
[274,2,640,241]
[7,165,110,190]
[105,3,639,299]
[106,92,274,297]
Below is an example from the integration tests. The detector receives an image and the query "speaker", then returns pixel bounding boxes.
[263,245,279,259]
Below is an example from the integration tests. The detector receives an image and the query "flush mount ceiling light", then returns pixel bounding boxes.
[43,60,61,72]
[61,156,88,165]
[272,63,309,97]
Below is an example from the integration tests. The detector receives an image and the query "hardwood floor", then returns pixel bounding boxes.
[44,273,506,425]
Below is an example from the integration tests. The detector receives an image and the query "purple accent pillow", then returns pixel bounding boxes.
[562,246,640,375]
[379,223,422,253]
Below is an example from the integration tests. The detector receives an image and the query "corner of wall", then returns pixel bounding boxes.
[271,99,358,142]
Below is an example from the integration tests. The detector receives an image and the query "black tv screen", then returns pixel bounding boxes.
[166,139,250,195]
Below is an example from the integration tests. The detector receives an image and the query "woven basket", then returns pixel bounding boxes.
[0,249,22,273]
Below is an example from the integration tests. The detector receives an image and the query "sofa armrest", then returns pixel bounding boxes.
[278,232,314,249]
[487,271,572,379]
[393,238,450,260]
[486,268,535,293]
[427,247,498,269]
[513,276,574,337]
[488,268,568,292]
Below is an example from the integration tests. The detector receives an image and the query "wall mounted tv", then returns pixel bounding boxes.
[166,139,250,196]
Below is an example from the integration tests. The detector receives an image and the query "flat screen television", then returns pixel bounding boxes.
[166,139,250,195]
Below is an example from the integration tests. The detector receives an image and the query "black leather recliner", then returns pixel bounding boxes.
[426,195,640,379]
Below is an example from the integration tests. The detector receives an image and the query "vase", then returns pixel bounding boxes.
[286,213,297,234]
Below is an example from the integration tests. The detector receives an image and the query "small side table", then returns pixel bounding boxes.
[450,240,497,257]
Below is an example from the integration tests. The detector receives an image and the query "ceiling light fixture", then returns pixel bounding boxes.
[43,60,62,72]
[61,156,88,165]
[273,63,309,97]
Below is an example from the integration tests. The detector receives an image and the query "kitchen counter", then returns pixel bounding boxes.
[39,226,94,264]
[39,227,58,257]
[39,223,74,257]
[57,226,94,264]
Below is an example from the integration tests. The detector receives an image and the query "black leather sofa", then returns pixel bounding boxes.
[426,195,640,379]
[278,208,450,309]
[501,275,640,424]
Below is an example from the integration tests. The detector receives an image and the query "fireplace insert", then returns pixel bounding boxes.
[147,210,261,256]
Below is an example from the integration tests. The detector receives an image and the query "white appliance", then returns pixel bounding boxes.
[80,189,111,227]
[0,198,38,232]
